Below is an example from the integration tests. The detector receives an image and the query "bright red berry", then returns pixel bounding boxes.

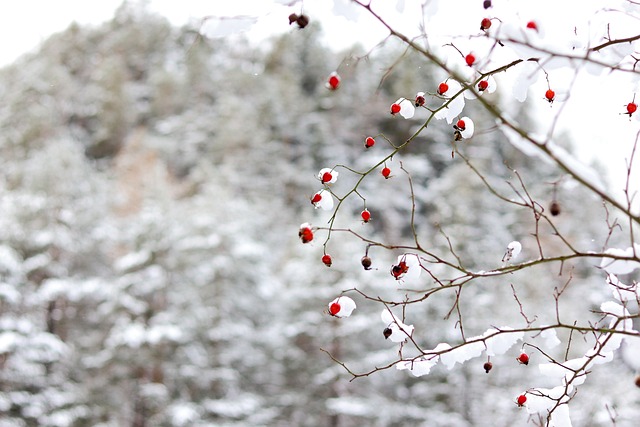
[516,394,527,407]
[517,353,530,365]
[545,89,555,103]
[478,80,489,91]
[465,53,476,66]
[327,73,340,90]
[438,82,449,95]
[361,209,371,223]
[381,167,391,178]
[364,137,375,148]
[321,172,333,183]
[526,21,538,31]
[299,225,314,243]
[322,254,332,267]
[480,18,492,30]
[456,119,466,131]
[311,193,322,204]
[391,261,409,279]
[390,103,401,115]
[627,102,637,115]
[329,302,341,316]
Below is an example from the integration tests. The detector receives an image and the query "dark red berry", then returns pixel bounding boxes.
[483,0,492,9]
[635,375,640,388]
[415,95,426,107]
[296,14,309,29]
[480,18,492,30]
[288,13,299,25]
[361,256,372,270]
[383,327,392,339]
[550,201,561,216]
[483,361,493,373]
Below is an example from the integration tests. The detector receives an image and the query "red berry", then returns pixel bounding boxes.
[517,353,529,365]
[361,256,372,270]
[296,14,309,29]
[364,137,375,148]
[299,227,313,243]
[456,119,466,130]
[483,0,492,8]
[526,20,538,31]
[390,261,409,279]
[381,167,391,178]
[478,80,489,91]
[288,13,299,25]
[321,172,333,183]
[390,103,401,114]
[322,254,332,267]
[465,53,476,66]
[415,94,425,107]
[329,302,341,316]
[311,193,322,204]
[516,394,527,407]
[383,327,392,339]
[438,82,449,95]
[545,89,555,102]
[480,18,492,30]
[361,209,371,223]
[327,74,340,90]
[627,102,637,115]
[483,361,493,373]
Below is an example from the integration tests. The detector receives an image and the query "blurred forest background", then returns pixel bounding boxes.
[0,3,638,426]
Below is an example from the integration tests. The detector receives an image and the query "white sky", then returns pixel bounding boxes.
[0,0,638,202]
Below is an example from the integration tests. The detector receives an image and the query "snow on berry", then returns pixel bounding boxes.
[516,394,527,407]
[310,189,334,211]
[434,80,465,124]
[327,296,356,318]
[326,71,340,90]
[390,98,415,119]
[322,254,332,267]
[478,80,489,91]
[502,240,522,262]
[361,208,371,223]
[391,254,421,283]
[318,168,338,184]
[381,308,414,343]
[545,89,556,103]
[453,116,474,139]
[298,223,314,243]
[464,75,497,100]
[480,18,492,31]
[517,352,530,365]
[364,136,375,148]
[414,91,426,107]
[396,356,439,377]
[381,167,391,179]
[465,53,476,67]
